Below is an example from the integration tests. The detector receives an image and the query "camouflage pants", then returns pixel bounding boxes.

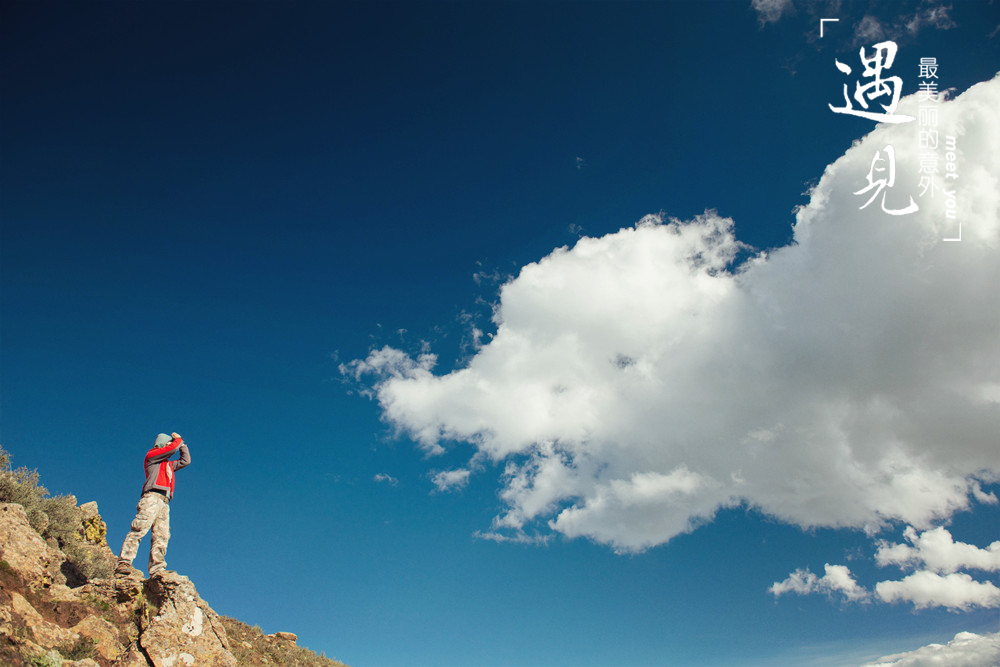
[118,492,170,575]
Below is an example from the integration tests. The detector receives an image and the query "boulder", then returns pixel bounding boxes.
[271,631,298,643]
[79,570,142,605]
[0,503,67,588]
[77,502,100,522]
[77,501,108,546]
[8,590,78,647]
[71,615,121,661]
[140,571,237,667]
[0,604,19,646]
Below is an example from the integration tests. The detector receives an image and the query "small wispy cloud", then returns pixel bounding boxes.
[755,1,959,45]
[751,0,793,26]
[852,15,886,45]
[905,3,957,35]
[374,473,399,486]
[849,3,957,45]
[474,528,552,546]
[431,468,471,493]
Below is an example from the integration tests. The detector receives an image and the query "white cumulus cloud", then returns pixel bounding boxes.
[875,571,1000,611]
[347,75,1000,553]
[770,563,869,602]
[873,525,1000,611]
[775,526,1000,611]
[863,630,1000,667]
[876,526,1000,574]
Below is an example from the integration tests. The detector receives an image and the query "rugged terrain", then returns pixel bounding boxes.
[0,448,348,666]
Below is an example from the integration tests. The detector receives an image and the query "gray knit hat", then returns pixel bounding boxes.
[154,433,172,447]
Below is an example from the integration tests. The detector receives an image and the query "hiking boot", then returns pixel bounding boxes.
[114,561,133,576]
[148,568,176,579]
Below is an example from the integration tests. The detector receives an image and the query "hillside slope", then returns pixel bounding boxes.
[0,447,348,667]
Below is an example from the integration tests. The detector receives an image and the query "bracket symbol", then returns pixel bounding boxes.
[820,18,839,38]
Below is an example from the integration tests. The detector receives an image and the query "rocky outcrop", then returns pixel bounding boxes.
[139,572,236,667]
[0,485,345,667]
[0,501,237,666]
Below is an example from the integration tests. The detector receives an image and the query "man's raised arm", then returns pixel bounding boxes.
[171,432,191,471]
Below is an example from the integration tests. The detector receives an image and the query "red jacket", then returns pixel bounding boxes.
[142,437,191,501]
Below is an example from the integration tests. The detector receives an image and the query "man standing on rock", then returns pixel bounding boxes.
[115,432,191,577]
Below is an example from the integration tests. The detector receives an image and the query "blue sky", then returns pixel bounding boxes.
[2,1,999,666]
